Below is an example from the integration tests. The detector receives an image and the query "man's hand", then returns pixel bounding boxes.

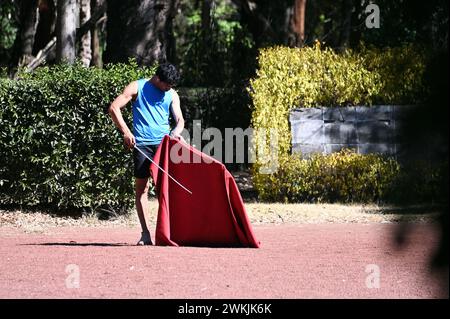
[123,132,136,150]
[170,131,186,143]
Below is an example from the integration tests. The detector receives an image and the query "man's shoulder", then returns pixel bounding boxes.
[123,80,139,97]
[134,78,148,86]
[131,79,149,93]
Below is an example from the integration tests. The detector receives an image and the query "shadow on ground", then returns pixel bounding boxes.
[22,242,131,247]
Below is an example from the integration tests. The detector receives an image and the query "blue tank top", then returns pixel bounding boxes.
[132,79,172,146]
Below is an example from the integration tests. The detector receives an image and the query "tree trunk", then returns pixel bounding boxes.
[290,0,307,47]
[338,0,353,50]
[78,0,92,66]
[11,0,39,67]
[231,0,287,47]
[165,0,179,63]
[33,0,56,57]
[104,0,180,66]
[56,0,77,63]
[200,0,214,57]
[90,0,105,67]
[201,0,214,32]
[90,24,102,67]
[350,0,362,47]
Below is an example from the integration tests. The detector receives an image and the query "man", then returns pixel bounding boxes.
[108,63,184,245]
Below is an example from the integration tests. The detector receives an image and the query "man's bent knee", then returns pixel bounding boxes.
[135,178,150,195]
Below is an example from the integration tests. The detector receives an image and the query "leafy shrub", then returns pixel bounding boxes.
[361,44,427,105]
[387,159,449,205]
[250,43,429,203]
[253,150,401,203]
[0,60,156,213]
[254,149,446,204]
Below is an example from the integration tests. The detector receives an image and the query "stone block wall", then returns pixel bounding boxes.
[290,105,416,158]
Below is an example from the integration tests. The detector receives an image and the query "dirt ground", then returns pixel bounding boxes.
[0,200,447,299]
[0,199,439,232]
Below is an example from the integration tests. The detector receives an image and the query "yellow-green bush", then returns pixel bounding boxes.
[250,43,427,164]
[387,159,449,205]
[254,150,400,203]
[250,43,428,203]
[361,44,427,104]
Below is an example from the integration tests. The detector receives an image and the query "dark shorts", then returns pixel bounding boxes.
[133,144,160,179]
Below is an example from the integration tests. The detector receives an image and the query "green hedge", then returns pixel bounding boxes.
[255,150,400,203]
[387,159,449,205]
[249,43,433,203]
[360,44,427,105]
[255,150,446,204]
[0,61,156,213]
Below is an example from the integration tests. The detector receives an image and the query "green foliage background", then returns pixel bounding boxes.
[174,0,255,87]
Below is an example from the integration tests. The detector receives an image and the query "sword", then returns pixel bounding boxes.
[134,145,193,195]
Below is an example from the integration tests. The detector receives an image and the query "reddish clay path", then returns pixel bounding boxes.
[0,223,447,298]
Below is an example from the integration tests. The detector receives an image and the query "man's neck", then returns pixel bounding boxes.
[149,76,164,92]
[149,76,157,86]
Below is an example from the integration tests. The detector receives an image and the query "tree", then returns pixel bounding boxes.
[78,0,91,66]
[56,0,77,63]
[173,0,252,86]
[0,0,19,68]
[104,0,180,66]
[230,0,284,47]
[337,0,352,50]
[10,0,39,68]
[33,0,56,57]
[90,0,106,67]
[289,0,307,47]
[201,0,214,47]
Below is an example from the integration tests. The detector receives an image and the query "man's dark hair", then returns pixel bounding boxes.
[155,63,180,86]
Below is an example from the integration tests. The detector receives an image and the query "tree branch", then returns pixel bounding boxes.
[25,36,56,72]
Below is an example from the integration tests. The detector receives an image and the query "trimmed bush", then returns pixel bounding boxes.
[254,149,446,204]
[0,60,156,213]
[361,44,427,105]
[249,43,430,203]
[387,159,449,205]
[254,150,401,203]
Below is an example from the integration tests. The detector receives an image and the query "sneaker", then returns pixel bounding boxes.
[137,231,153,246]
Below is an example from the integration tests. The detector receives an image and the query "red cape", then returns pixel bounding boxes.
[149,135,260,248]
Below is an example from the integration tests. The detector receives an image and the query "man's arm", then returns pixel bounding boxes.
[169,90,185,140]
[108,81,138,149]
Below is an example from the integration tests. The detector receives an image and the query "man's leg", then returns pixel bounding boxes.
[135,177,152,245]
